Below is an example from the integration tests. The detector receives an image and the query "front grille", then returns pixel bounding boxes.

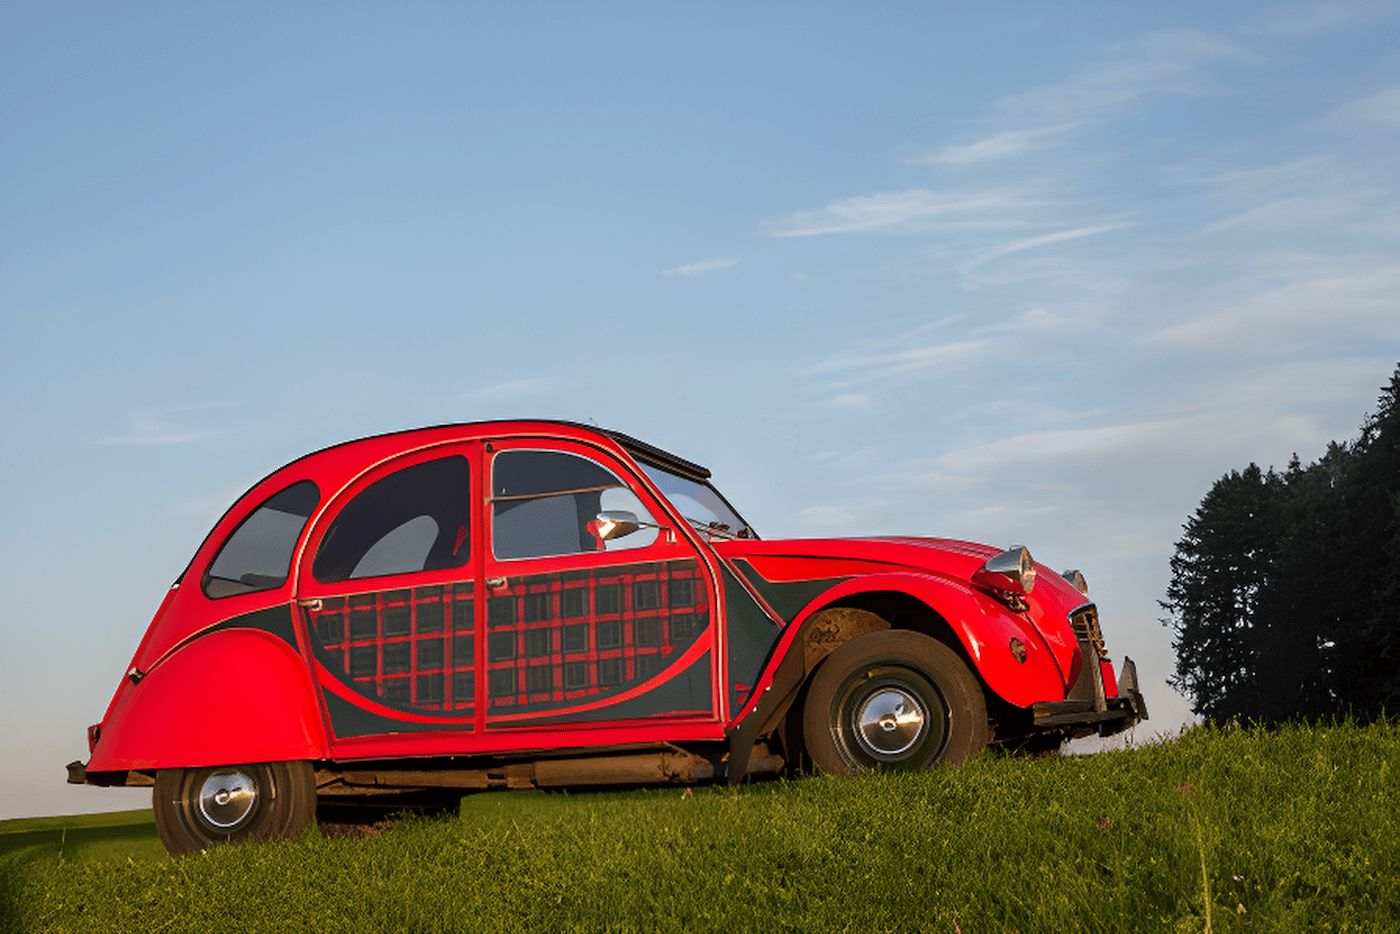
[1071,606,1106,658]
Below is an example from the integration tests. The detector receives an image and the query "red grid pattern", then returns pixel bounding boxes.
[484,559,709,718]
[310,581,475,717]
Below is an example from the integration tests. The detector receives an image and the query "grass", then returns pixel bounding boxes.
[2,721,1396,933]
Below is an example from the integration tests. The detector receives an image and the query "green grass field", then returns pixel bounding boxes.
[3,721,1396,933]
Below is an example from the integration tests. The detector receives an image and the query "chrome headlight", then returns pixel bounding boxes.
[1061,568,1089,595]
[973,544,1036,596]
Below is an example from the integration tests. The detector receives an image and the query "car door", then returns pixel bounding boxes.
[294,443,483,747]
[480,439,721,733]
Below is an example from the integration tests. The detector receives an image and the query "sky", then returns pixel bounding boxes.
[2,1,1398,820]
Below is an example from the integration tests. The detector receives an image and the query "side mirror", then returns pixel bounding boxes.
[594,510,642,541]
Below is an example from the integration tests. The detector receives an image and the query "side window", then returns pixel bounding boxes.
[204,480,320,598]
[313,456,471,583]
[492,450,657,560]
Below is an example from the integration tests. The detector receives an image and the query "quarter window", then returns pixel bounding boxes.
[313,456,471,583]
[204,480,320,599]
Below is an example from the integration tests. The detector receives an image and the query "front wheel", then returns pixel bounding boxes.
[803,630,989,776]
[153,760,315,856]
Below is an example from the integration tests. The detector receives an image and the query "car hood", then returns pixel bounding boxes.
[712,535,1090,621]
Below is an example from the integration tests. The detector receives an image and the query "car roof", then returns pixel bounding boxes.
[295,420,711,481]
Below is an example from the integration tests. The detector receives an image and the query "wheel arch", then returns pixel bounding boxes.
[88,627,330,774]
[726,574,1069,779]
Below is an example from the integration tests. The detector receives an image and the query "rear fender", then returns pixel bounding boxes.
[87,627,328,772]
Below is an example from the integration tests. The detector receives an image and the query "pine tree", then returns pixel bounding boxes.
[1165,464,1284,721]
[1336,367,1400,716]
[1251,446,1350,721]
[1165,364,1400,724]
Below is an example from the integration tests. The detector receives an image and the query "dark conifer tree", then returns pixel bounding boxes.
[1165,464,1284,721]
[1251,446,1350,721]
[1336,367,1400,716]
[1166,364,1400,724]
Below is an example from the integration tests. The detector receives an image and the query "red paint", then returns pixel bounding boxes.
[82,420,1140,779]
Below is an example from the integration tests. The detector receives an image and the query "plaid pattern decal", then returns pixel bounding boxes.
[484,559,709,721]
[308,581,476,724]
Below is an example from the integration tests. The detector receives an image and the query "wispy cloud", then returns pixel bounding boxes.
[994,30,1238,122]
[662,258,737,276]
[938,420,1174,471]
[959,220,1138,275]
[98,412,219,446]
[798,322,990,391]
[765,187,1045,238]
[916,124,1078,166]
[1328,85,1400,127]
[1244,0,1400,36]
[1155,265,1400,347]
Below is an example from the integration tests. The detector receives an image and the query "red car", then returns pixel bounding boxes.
[69,421,1145,855]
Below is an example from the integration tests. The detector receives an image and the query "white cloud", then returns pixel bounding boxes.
[938,420,1175,471]
[822,392,878,413]
[1199,156,1335,193]
[800,337,990,388]
[1245,1,1400,36]
[765,188,1045,238]
[662,258,737,276]
[917,124,1079,166]
[1154,265,1400,346]
[98,412,218,446]
[959,221,1138,275]
[1330,86,1400,127]
[994,30,1238,123]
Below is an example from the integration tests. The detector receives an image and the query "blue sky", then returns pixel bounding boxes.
[3,1,1398,819]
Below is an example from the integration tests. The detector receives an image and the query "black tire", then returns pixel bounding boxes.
[803,630,989,776]
[153,761,315,856]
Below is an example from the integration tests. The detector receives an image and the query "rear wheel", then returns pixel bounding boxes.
[153,761,315,856]
[803,630,988,776]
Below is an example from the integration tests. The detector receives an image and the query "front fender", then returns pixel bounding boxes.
[88,627,328,771]
[778,572,1073,710]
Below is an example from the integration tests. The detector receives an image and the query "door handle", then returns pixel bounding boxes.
[486,577,508,589]
[297,598,323,611]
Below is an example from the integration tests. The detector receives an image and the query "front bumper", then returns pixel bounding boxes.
[1033,655,1148,736]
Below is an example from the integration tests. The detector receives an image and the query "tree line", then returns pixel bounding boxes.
[1164,365,1400,725]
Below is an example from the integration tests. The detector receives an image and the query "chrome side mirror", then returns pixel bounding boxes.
[595,510,642,541]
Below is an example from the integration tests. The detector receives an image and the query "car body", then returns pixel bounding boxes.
[69,420,1146,854]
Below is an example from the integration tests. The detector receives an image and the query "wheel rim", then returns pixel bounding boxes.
[854,686,926,757]
[196,769,259,830]
[835,666,949,769]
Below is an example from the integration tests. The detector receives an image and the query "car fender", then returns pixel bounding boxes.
[745,571,1071,715]
[87,627,328,772]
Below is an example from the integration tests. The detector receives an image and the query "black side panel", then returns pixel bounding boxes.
[731,559,852,624]
[524,651,713,725]
[210,605,298,649]
[323,691,466,739]
[721,566,784,713]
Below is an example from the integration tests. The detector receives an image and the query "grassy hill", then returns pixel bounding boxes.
[3,721,1396,933]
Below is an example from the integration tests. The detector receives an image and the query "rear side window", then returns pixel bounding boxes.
[204,480,320,599]
[313,456,471,583]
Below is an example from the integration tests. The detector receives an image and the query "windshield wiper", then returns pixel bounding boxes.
[682,517,754,541]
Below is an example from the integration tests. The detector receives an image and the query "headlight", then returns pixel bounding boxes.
[1061,568,1089,594]
[972,544,1036,596]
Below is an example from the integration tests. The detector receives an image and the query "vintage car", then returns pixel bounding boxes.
[69,421,1146,854]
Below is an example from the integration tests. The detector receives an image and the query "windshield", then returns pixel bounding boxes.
[640,463,756,540]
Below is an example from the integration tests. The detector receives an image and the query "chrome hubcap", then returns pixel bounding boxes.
[197,770,258,829]
[854,687,926,757]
